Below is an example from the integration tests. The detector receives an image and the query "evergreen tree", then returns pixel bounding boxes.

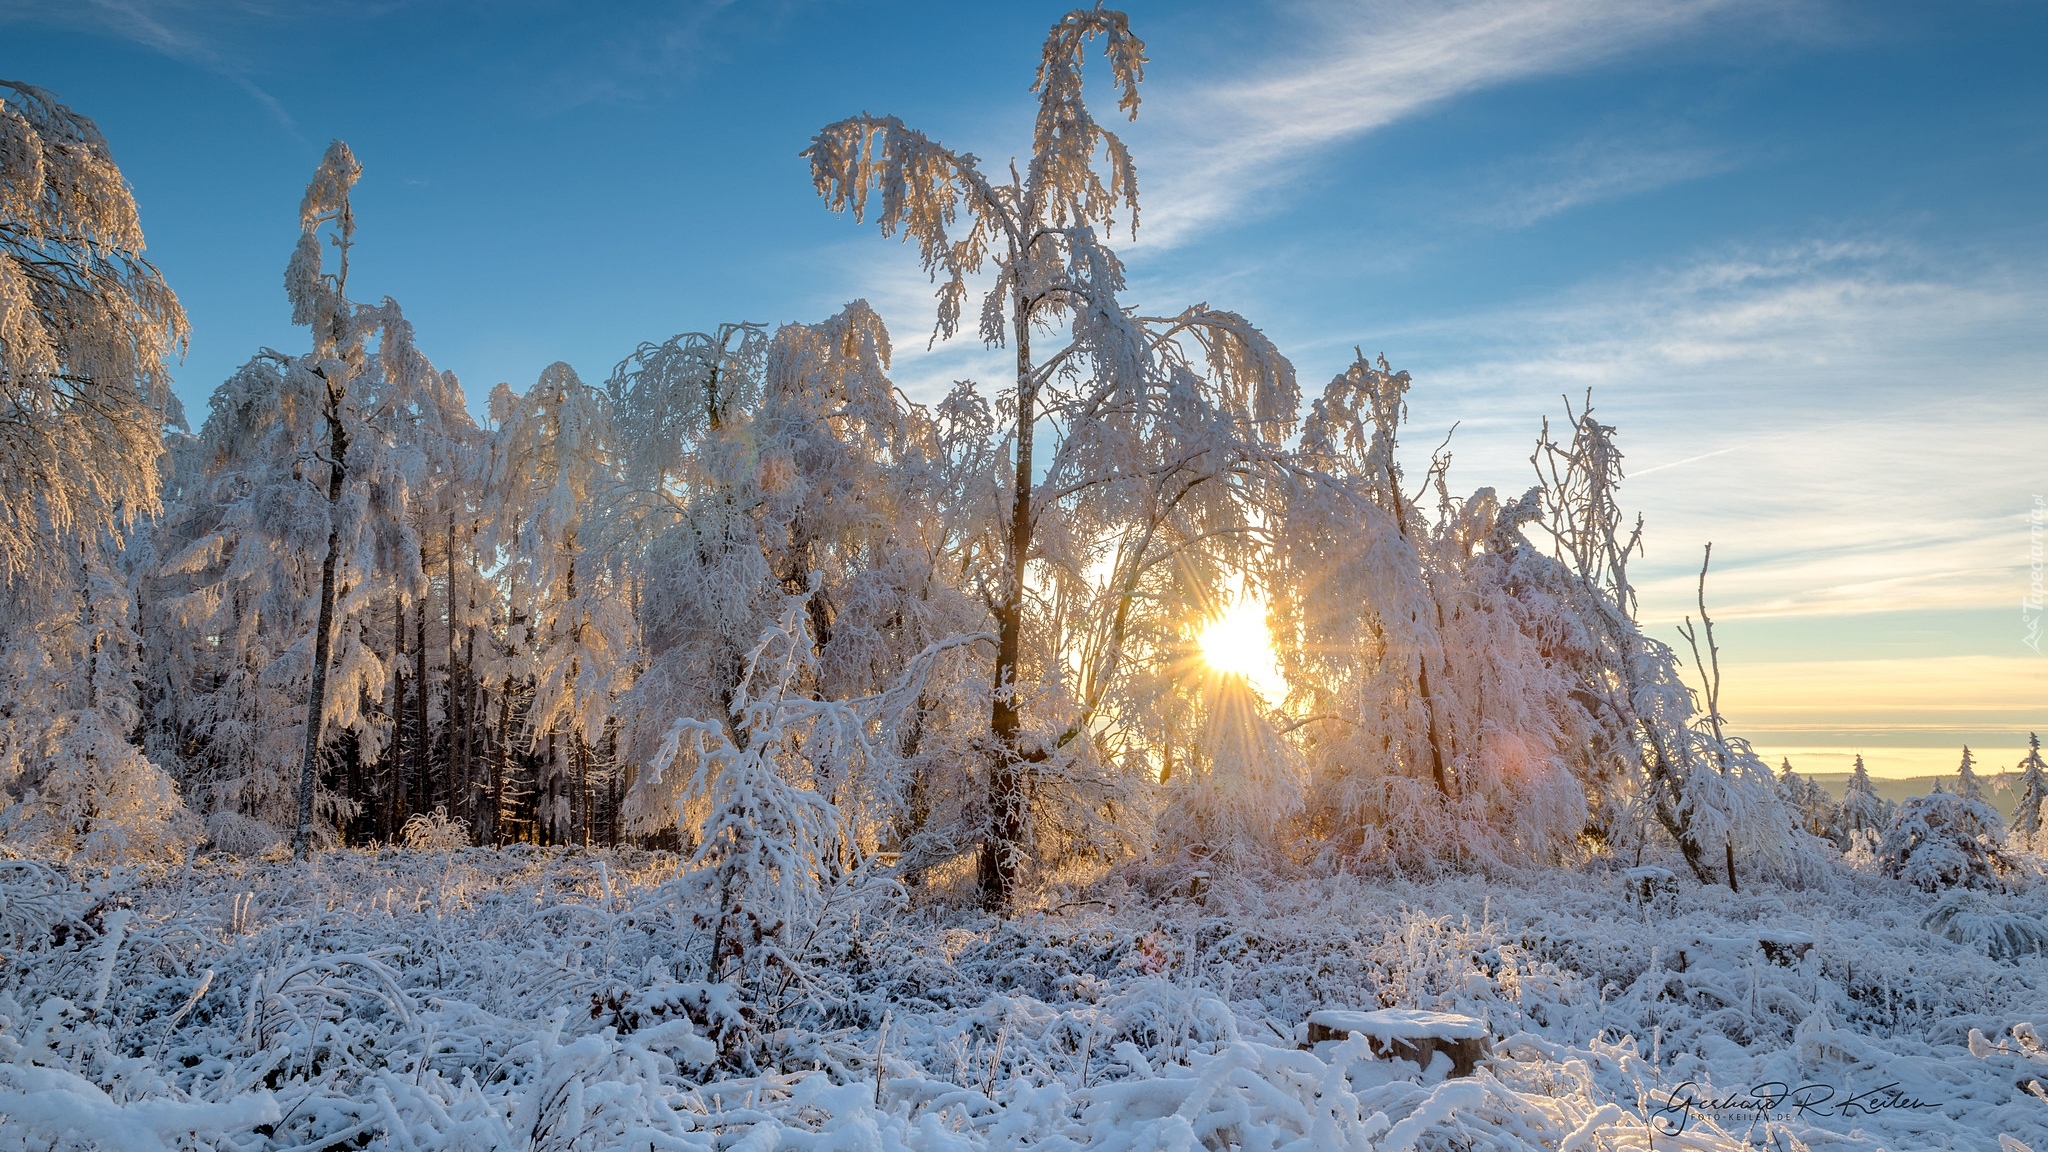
[2013,733,2046,848]
[1880,787,2009,891]
[1841,753,1892,838]
[1956,745,1985,802]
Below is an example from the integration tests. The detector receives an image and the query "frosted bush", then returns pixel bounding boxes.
[1880,790,2011,890]
[202,810,282,856]
[399,805,470,850]
[1924,889,2048,961]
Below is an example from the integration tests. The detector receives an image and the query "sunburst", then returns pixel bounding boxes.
[1195,596,1287,706]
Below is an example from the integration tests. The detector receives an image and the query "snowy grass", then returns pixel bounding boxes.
[4,849,2046,1150]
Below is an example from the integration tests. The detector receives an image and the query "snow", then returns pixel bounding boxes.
[1306,1009,1488,1042]
[7,10,2048,1152]
[4,848,2047,1151]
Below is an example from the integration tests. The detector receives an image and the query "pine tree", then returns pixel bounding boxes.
[1841,754,1889,833]
[2013,733,2046,848]
[1880,787,2009,890]
[1956,745,1984,802]
[1774,757,1842,846]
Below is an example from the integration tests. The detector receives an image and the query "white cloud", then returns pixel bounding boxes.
[0,0,300,125]
[1364,242,2048,621]
[1136,0,1782,246]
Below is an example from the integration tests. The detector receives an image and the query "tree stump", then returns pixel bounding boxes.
[1306,1009,1491,1077]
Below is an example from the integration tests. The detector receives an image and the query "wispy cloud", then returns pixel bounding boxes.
[1374,241,2048,621]
[1464,135,1738,227]
[0,0,797,120]
[0,0,304,126]
[1137,0,1787,246]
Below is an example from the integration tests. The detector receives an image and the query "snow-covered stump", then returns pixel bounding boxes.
[1674,931,1814,971]
[1306,1009,1492,1077]
[1621,864,1677,906]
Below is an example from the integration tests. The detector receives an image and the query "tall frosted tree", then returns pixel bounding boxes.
[807,7,1298,908]
[478,362,632,844]
[0,80,187,581]
[150,142,461,853]
[0,81,194,860]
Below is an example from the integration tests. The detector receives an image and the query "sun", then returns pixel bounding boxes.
[1196,596,1287,706]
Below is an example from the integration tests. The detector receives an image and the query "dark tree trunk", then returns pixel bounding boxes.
[980,293,1035,913]
[492,685,511,845]
[392,594,409,836]
[414,589,430,814]
[294,395,348,860]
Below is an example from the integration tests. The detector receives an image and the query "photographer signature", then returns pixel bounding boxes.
[1652,1080,1940,1134]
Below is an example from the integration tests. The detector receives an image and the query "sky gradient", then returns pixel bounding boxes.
[5,0,2043,777]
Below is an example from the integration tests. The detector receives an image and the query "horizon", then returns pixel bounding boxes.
[5,0,2043,777]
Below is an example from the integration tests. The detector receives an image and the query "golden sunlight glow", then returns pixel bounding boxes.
[1196,596,1287,706]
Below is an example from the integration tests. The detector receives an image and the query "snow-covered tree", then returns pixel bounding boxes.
[1841,753,1892,840]
[1880,787,2010,891]
[1954,745,1985,802]
[477,362,632,844]
[0,534,198,861]
[612,304,988,871]
[642,592,860,996]
[0,81,195,861]
[1513,403,1794,886]
[1777,757,1844,848]
[807,7,1300,907]
[0,80,186,582]
[1268,359,1590,871]
[2013,733,2047,850]
[149,142,464,853]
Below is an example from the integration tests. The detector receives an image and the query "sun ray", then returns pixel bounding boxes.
[1196,595,1287,706]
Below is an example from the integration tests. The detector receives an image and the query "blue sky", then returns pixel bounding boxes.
[6,0,2044,776]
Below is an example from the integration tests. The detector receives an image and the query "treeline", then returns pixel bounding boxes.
[4,14,2029,919]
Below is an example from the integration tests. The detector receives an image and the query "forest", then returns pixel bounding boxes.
[3,9,2046,1151]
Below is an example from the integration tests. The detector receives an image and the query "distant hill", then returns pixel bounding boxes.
[1807,771,2025,809]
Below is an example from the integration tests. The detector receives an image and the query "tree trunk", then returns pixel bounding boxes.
[576,735,590,848]
[393,594,409,836]
[446,518,466,831]
[414,588,430,814]
[293,397,348,860]
[493,685,511,845]
[981,293,1035,913]
[1382,466,1452,796]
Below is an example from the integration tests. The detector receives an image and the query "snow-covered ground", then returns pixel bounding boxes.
[4,849,2045,1151]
